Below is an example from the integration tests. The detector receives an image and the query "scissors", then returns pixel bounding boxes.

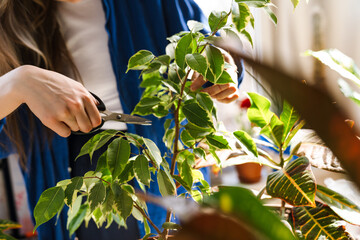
[73,92,152,134]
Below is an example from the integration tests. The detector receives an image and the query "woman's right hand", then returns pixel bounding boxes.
[1,65,102,137]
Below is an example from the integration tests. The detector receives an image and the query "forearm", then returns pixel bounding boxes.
[0,67,24,119]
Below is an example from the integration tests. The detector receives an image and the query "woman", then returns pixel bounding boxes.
[0,0,241,239]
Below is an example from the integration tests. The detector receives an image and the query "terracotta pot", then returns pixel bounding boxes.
[235,163,262,184]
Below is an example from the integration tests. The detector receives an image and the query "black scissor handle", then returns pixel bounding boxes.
[91,92,106,112]
[71,92,105,135]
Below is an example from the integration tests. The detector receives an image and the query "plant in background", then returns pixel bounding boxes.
[228,92,360,239]
[0,219,21,240]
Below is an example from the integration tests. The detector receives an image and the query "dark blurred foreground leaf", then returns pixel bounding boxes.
[201,186,296,240]
[217,40,360,190]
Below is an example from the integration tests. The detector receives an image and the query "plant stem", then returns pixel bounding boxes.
[256,186,266,199]
[279,144,284,168]
[134,203,162,235]
[82,176,110,185]
[280,200,286,218]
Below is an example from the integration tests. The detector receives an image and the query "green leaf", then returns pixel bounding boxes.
[0,219,21,231]
[134,155,151,187]
[316,185,360,225]
[180,161,193,188]
[154,55,171,66]
[111,183,133,220]
[187,20,204,32]
[266,157,316,207]
[206,134,231,150]
[196,92,214,113]
[338,78,360,106]
[163,128,175,149]
[293,202,351,240]
[141,62,161,74]
[184,122,214,139]
[137,97,161,107]
[232,3,251,32]
[34,186,65,230]
[107,138,130,178]
[194,147,206,160]
[233,130,258,157]
[118,161,135,184]
[182,101,214,129]
[143,138,162,168]
[283,120,306,149]
[209,149,221,164]
[64,177,83,206]
[206,45,224,82]
[180,129,195,148]
[172,175,191,192]
[216,70,234,84]
[280,101,299,142]
[204,186,296,240]
[240,29,253,47]
[68,204,88,236]
[162,222,182,230]
[127,50,154,71]
[247,92,274,128]
[305,49,360,86]
[76,130,118,161]
[175,33,193,69]
[208,11,228,33]
[89,181,106,212]
[235,0,268,7]
[140,71,163,88]
[263,5,277,25]
[83,171,101,191]
[260,115,284,147]
[291,0,300,8]
[185,53,208,77]
[157,169,176,196]
[95,151,108,172]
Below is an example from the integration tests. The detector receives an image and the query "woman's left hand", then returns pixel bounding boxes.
[190,49,239,104]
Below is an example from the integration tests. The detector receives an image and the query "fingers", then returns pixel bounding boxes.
[190,72,206,91]
[84,95,102,128]
[201,83,239,103]
[47,120,72,138]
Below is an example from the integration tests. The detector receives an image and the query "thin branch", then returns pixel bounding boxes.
[83,176,110,185]
[134,203,162,235]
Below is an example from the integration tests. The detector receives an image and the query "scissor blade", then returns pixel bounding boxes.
[102,113,152,125]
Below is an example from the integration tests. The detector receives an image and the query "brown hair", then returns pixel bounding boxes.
[0,0,80,167]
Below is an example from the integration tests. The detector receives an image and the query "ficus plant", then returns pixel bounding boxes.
[32,0,356,240]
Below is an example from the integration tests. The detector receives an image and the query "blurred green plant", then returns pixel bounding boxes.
[0,219,21,240]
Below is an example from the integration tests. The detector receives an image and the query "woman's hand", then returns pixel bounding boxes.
[190,49,239,103]
[1,65,101,137]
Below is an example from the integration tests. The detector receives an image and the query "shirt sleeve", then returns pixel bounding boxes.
[0,118,5,132]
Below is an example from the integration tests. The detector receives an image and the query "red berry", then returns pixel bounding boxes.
[240,98,251,109]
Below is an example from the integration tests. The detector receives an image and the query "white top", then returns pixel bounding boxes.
[57,0,127,130]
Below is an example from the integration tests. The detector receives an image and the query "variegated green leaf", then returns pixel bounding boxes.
[316,185,360,225]
[233,130,258,157]
[305,49,360,86]
[247,92,274,128]
[266,157,316,207]
[293,202,351,240]
[280,101,299,142]
[0,219,21,231]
